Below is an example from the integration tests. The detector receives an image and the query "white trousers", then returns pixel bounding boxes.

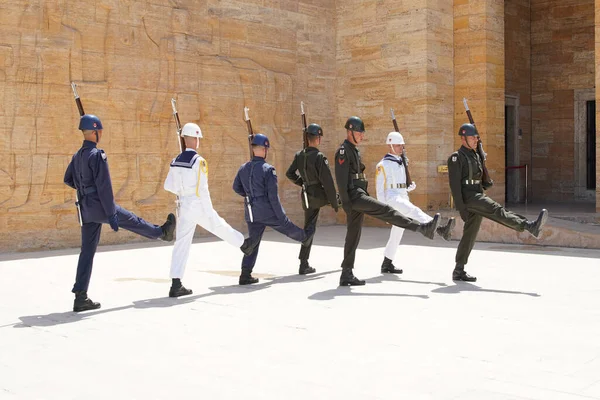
[384,193,433,261]
[170,198,244,279]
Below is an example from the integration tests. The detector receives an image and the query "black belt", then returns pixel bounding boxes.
[78,186,97,196]
[304,180,320,187]
[249,195,268,202]
[464,180,481,185]
[352,173,366,180]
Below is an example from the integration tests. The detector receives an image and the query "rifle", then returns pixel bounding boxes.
[170,98,186,152]
[70,82,85,227]
[244,106,254,159]
[299,101,309,209]
[390,108,413,186]
[462,98,493,186]
[301,101,308,149]
[243,106,254,222]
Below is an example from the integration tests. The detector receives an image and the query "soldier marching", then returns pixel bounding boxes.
[62,88,550,311]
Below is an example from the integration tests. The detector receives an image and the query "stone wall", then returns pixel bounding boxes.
[335,0,454,229]
[531,0,595,202]
[454,0,506,202]
[0,0,337,252]
[505,0,532,201]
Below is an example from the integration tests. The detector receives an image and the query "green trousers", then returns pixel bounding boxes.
[456,193,527,265]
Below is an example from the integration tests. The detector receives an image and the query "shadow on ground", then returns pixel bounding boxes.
[432,282,540,297]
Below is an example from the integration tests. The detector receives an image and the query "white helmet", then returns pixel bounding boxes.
[181,122,203,138]
[386,131,404,145]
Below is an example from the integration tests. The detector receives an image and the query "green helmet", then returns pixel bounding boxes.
[458,123,479,137]
[305,123,323,136]
[344,116,365,132]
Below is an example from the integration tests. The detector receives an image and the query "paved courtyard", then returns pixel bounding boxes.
[1,226,599,400]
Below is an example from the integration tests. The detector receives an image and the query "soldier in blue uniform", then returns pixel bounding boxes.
[233,134,315,285]
[64,115,176,312]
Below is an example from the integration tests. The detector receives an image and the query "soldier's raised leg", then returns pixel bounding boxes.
[351,194,440,239]
[115,206,175,241]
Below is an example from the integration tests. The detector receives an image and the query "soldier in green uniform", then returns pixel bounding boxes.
[335,116,441,286]
[448,123,549,282]
[286,123,339,275]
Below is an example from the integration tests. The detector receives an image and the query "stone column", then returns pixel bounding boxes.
[454,0,505,202]
[335,0,454,216]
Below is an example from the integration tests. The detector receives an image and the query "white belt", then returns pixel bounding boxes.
[179,191,200,198]
[386,188,408,197]
[464,180,481,185]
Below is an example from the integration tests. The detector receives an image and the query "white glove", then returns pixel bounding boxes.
[407,182,417,192]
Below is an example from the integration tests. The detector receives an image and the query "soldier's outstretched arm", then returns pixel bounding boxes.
[335,149,351,207]
[265,168,287,221]
[64,157,76,189]
[448,154,465,211]
[317,154,338,208]
[92,151,117,218]
[285,153,303,187]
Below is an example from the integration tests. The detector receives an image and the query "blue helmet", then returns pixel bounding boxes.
[79,114,103,131]
[251,133,270,148]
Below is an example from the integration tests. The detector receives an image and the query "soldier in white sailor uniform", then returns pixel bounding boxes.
[164,123,257,297]
[375,131,456,274]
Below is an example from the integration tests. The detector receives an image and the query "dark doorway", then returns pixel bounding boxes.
[505,102,519,203]
[586,100,596,190]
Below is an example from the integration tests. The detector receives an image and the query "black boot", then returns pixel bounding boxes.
[525,209,548,239]
[239,269,259,285]
[436,217,456,241]
[73,291,101,312]
[169,278,193,298]
[160,213,176,241]
[417,213,440,240]
[452,264,477,282]
[299,260,316,275]
[240,237,259,256]
[339,268,366,286]
[381,257,403,274]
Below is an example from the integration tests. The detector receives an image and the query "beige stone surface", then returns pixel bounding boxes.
[454,0,506,203]
[0,0,337,252]
[505,0,532,201]
[1,0,599,251]
[335,0,455,224]
[531,0,595,202]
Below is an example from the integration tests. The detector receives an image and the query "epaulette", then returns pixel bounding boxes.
[449,151,460,163]
[170,152,200,169]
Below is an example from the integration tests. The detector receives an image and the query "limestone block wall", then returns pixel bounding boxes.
[505,0,532,197]
[335,0,455,229]
[531,0,595,201]
[0,0,337,252]
[454,0,506,202]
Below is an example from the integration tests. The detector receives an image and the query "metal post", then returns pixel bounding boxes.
[525,164,528,204]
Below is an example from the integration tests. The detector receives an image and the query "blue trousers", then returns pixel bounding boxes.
[241,215,307,272]
[72,205,163,293]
